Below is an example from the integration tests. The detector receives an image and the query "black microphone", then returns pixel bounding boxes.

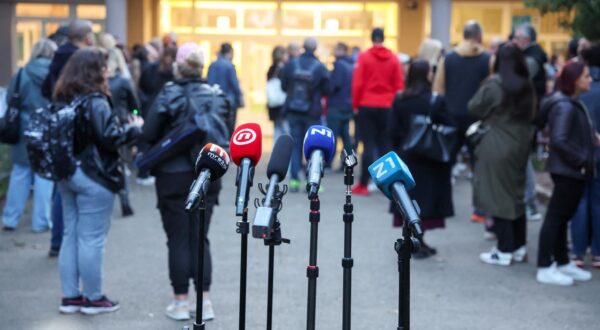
[185,143,230,212]
[252,135,294,239]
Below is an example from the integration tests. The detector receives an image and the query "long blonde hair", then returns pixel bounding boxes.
[418,38,443,67]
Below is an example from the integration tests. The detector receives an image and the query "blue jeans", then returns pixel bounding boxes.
[288,113,319,180]
[58,168,115,300]
[51,188,63,250]
[524,158,536,206]
[2,163,54,231]
[570,177,600,256]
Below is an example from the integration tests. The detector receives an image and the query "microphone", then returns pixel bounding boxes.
[230,123,262,216]
[368,151,423,237]
[303,125,335,198]
[185,143,230,212]
[252,134,294,239]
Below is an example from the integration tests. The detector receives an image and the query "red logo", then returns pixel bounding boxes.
[232,128,257,146]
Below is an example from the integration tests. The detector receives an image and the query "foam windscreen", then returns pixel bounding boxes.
[267,135,294,178]
[195,143,230,180]
[230,123,262,166]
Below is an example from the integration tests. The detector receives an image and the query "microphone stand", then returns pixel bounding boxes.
[236,209,249,330]
[306,194,320,330]
[341,150,357,330]
[194,199,208,330]
[255,183,290,330]
[394,205,421,330]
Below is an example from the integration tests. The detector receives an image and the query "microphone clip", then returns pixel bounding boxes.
[252,182,289,245]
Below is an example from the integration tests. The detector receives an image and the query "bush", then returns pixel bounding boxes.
[525,0,600,41]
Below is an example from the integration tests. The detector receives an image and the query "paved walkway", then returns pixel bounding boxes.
[1,164,599,330]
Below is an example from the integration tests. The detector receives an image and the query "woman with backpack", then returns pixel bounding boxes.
[52,48,143,314]
[142,42,223,322]
[388,59,455,259]
[2,39,57,232]
[266,45,289,141]
[536,60,596,286]
[468,42,535,267]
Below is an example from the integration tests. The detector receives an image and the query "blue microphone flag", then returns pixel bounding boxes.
[368,151,416,199]
[303,125,336,162]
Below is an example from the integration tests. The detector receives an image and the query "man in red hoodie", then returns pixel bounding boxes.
[351,28,404,195]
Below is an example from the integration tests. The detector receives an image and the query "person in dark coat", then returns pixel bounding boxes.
[266,45,289,141]
[535,61,596,286]
[468,43,535,267]
[327,42,354,162]
[42,19,94,99]
[138,45,177,116]
[142,43,222,322]
[570,45,600,269]
[278,37,330,192]
[207,42,244,134]
[389,60,454,259]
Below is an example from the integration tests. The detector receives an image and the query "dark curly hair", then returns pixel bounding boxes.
[53,48,109,102]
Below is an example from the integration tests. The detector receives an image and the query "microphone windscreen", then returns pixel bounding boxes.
[230,123,262,166]
[195,143,230,180]
[267,135,294,178]
[303,125,336,161]
[368,151,415,199]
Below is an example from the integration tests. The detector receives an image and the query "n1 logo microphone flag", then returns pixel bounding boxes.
[303,125,335,162]
[368,151,415,199]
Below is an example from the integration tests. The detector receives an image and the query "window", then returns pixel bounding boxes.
[16,4,69,18]
[76,5,107,20]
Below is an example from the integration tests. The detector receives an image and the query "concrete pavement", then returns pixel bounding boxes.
[1,163,599,330]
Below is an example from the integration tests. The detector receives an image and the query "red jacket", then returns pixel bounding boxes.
[352,46,404,109]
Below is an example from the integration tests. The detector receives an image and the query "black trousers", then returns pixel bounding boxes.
[537,174,586,267]
[357,107,389,186]
[493,216,526,253]
[155,171,219,294]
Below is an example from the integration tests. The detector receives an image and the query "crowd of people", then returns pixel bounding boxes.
[1,16,600,323]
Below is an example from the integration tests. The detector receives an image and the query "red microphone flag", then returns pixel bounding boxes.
[229,123,262,166]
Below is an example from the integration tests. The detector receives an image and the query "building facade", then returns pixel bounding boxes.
[1,0,571,109]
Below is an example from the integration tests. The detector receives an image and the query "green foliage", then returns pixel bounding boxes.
[525,0,600,41]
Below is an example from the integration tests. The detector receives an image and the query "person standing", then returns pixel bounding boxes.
[266,45,289,141]
[388,60,454,258]
[54,48,143,314]
[570,45,600,268]
[467,43,536,266]
[536,61,595,286]
[1,39,57,233]
[143,43,224,321]
[207,42,243,134]
[327,42,354,162]
[433,20,491,223]
[279,37,330,192]
[351,28,404,195]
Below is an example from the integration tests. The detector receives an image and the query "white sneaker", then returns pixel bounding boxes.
[165,301,190,321]
[513,246,528,263]
[480,248,512,266]
[136,176,156,186]
[367,182,378,193]
[202,300,215,321]
[558,261,592,281]
[537,264,574,286]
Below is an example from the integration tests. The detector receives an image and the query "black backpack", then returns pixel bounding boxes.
[287,59,320,114]
[135,84,232,173]
[24,94,98,181]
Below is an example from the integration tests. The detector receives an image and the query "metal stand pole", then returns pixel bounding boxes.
[341,150,357,330]
[395,222,420,330]
[236,209,250,330]
[194,201,207,330]
[306,197,320,330]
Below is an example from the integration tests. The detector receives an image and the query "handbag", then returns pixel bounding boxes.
[465,120,489,147]
[402,93,458,163]
[0,69,23,144]
[266,77,286,108]
[135,84,231,173]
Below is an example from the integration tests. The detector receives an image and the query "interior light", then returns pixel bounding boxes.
[325,18,339,31]
[217,16,231,29]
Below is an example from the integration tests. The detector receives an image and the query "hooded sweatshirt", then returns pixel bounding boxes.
[352,45,404,109]
[6,58,51,165]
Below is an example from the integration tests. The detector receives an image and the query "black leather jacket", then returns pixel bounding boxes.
[109,75,140,121]
[544,92,596,180]
[75,93,141,192]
